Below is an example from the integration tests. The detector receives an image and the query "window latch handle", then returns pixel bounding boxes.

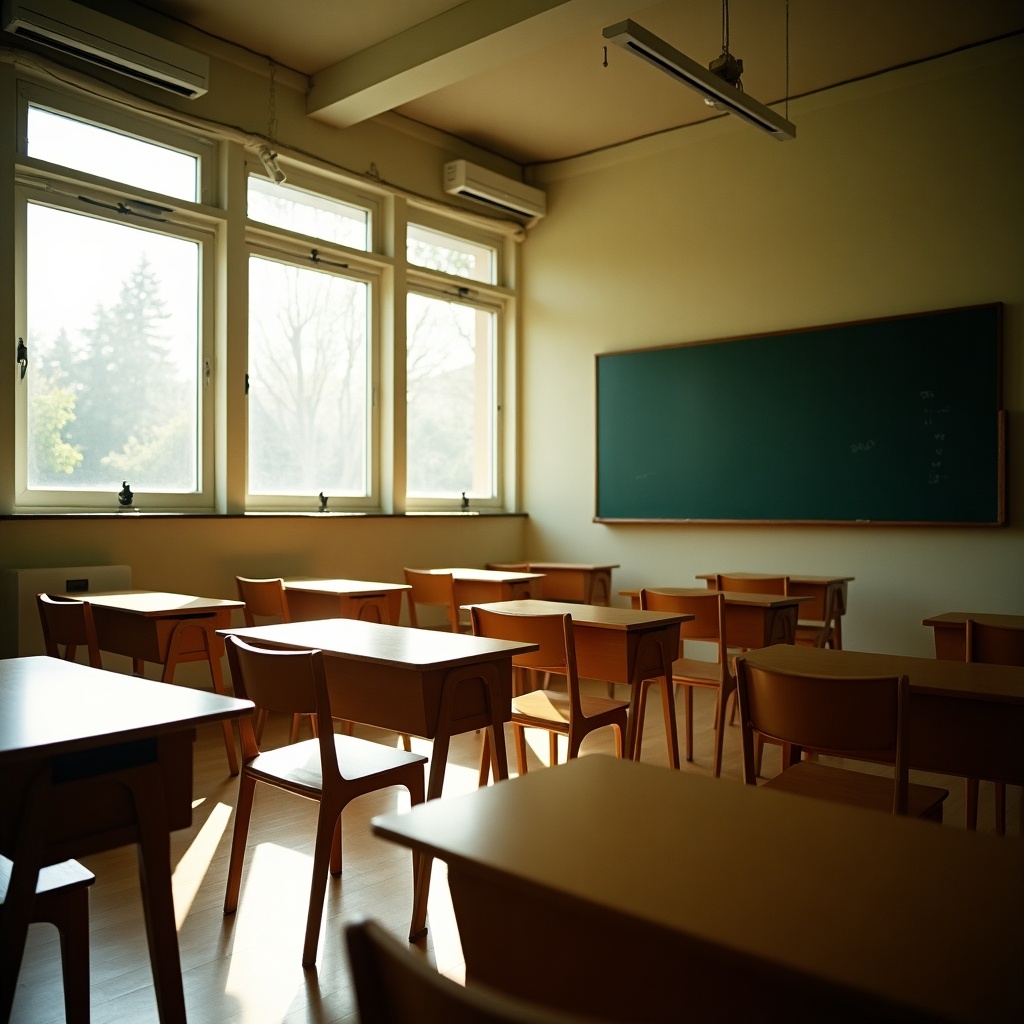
[16,338,27,380]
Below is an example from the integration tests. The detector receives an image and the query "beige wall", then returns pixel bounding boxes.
[522,36,1024,656]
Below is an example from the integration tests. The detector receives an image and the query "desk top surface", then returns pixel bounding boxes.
[621,588,812,608]
[923,611,1024,629]
[740,643,1024,702]
[696,572,855,585]
[373,754,1022,1024]
[71,590,243,616]
[467,600,690,630]
[284,578,411,596]
[428,567,545,583]
[0,657,252,763]
[220,618,536,669]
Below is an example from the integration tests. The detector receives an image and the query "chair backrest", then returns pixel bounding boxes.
[224,635,341,778]
[639,587,725,645]
[716,574,789,595]
[471,607,581,713]
[345,917,594,1024]
[235,577,290,626]
[403,569,460,632]
[966,620,1024,666]
[734,656,910,814]
[36,593,102,668]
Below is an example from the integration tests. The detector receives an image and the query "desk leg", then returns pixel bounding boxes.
[409,662,509,941]
[129,763,187,1024]
[163,619,239,776]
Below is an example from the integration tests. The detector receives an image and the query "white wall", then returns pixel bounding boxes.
[522,36,1024,655]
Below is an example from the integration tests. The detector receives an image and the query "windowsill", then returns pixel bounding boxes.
[1,510,527,520]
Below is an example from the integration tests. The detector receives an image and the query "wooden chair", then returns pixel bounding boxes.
[345,916,596,1024]
[36,594,102,669]
[965,619,1024,835]
[734,656,948,819]
[1,855,95,1024]
[222,636,428,966]
[235,576,310,744]
[404,569,463,632]
[715,573,788,596]
[638,589,733,776]
[471,607,628,780]
[794,585,842,650]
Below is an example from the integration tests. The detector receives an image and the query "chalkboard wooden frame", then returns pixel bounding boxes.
[595,304,1005,526]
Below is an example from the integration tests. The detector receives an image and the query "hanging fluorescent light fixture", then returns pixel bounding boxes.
[603,19,796,141]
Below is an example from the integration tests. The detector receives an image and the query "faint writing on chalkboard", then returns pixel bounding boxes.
[850,440,876,454]
[921,390,950,485]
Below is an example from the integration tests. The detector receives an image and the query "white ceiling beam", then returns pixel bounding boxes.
[307,0,650,128]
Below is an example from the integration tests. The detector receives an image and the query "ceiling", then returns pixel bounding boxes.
[136,0,1024,165]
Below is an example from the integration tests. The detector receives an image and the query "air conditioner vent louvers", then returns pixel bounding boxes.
[443,160,546,219]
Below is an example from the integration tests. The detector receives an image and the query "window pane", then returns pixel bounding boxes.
[247,177,370,250]
[407,293,494,498]
[27,106,198,202]
[407,224,495,284]
[248,256,369,496]
[26,204,200,492]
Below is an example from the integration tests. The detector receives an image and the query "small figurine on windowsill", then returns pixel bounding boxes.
[319,491,329,512]
[461,491,470,512]
[117,481,134,509]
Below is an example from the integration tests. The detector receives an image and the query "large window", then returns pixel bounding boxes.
[15,98,213,509]
[406,291,496,500]
[247,254,371,500]
[245,173,378,507]
[9,82,519,515]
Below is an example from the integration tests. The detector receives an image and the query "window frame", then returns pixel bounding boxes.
[403,269,509,512]
[14,183,218,511]
[18,82,216,206]
[243,216,383,512]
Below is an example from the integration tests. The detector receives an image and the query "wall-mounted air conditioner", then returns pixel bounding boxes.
[2,0,209,98]
[444,160,546,219]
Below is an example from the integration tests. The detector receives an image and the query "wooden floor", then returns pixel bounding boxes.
[11,680,1020,1023]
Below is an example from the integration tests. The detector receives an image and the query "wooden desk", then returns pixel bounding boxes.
[487,563,618,605]
[76,590,244,775]
[467,600,686,765]
[923,612,1024,661]
[622,588,810,649]
[218,618,536,938]
[696,572,854,647]
[0,656,251,1024]
[741,645,1024,787]
[284,578,411,625]
[373,755,1023,1024]
[428,567,544,605]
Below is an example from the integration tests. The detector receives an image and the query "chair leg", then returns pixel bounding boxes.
[632,679,651,761]
[712,684,731,779]
[478,730,492,787]
[303,801,342,968]
[548,732,559,767]
[224,774,257,914]
[965,778,979,830]
[330,815,343,876]
[682,684,694,763]
[254,707,268,744]
[513,724,529,775]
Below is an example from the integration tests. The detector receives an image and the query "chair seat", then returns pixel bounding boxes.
[249,735,427,794]
[764,761,948,821]
[512,689,628,731]
[670,656,726,686]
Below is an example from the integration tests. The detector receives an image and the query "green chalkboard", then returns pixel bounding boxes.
[595,304,1004,524]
